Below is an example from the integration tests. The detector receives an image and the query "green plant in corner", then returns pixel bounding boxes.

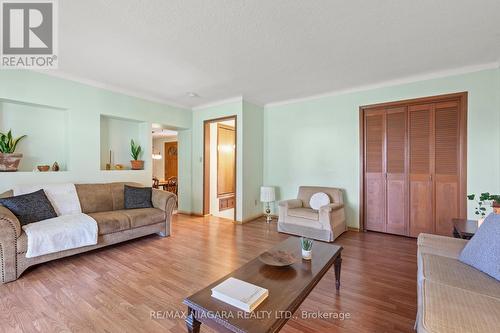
[130,139,142,160]
[467,192,500,217]
[0,130,26,153]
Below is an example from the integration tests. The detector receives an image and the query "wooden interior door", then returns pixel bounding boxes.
[164,141,178,179]
[385,107,408,235]
[434,101,461,236]
[364,110,386,232]
[217,124,236,197]
[409,104,434,237]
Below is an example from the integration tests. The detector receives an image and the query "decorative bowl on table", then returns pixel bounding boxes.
[37,165,50,172]
[258,250,297,267]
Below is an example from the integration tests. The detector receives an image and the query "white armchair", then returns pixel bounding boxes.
[278,186,347,242]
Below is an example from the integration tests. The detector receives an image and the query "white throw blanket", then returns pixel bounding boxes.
[22,213,98,258]
[14,183,82,216]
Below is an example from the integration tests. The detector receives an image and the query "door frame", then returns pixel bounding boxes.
[203,115,237,220]
[359,92,468,232]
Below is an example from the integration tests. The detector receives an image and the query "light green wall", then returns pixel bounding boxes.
[264,68,500,228]
[191,101,243,220]
[242,101,264,220]
[0,71,192,199]
[0,100,68,171]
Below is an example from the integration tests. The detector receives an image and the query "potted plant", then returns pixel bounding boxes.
[130,139,144,170]
[301,237,313,260]
[0,130,27,172]
[488,194,500,214]
[467,192,500,220]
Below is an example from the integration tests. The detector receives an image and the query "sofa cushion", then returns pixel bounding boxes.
[76,184,113,213]
[111,182,143,210]
[124,185,153,209]
[419,253,500,298]
[76,182,143,213]
[88,211,131,235]
[288,207,319,221]
[121,208,165,228]
[459,213,500,281]
[420,279,500,333]
[0,189,57,226]
[309,192,330,210]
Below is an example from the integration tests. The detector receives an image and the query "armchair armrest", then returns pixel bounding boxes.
[0,205,21,283]
[278,199,302,209]
[319,203,344,212]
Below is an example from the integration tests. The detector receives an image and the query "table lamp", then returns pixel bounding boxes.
[260,186,276,223]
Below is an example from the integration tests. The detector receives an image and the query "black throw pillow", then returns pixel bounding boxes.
[0,189,58,226]
[124,185,153,209]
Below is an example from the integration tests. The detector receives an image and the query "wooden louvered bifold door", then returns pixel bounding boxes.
[408,104,434,237]
[385,107,408,236]
[362,93,466,237]
[364,110,385,232]
[434,101,460,236]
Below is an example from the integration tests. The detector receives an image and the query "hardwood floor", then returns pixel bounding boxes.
[0,214,417,333]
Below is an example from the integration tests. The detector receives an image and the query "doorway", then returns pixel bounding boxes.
[203,116,237,220]
[152,126,178,198]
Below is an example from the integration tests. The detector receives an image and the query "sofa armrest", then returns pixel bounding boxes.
[278,199,302,209]
[152,189,176,212]
[0,205,21,283]
[151,189,177,236]
[0,206,21,238]
[319,203,344,212]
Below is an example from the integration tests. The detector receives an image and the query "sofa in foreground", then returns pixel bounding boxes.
[0,182,176,284]
[416,233,500,332]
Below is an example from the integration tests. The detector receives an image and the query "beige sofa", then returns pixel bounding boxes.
[278,186,347,242]
[416,233,500,333]
[0,182,176,284]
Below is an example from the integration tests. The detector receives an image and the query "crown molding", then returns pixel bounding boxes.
[191,96,243,111]
[265,62,500,108]
[242,97,265,108]
[31,69,190,110]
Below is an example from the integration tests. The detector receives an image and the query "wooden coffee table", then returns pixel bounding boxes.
[183,237,343,333]
[452,218,478,240]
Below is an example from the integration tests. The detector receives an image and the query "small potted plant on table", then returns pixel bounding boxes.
[0,130,27,172]
[301,237,313,260]
[130,140,144,170]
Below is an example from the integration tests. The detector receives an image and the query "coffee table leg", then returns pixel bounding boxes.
[186,307,201,333]
[334,255,342,290]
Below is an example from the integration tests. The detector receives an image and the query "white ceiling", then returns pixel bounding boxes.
[52,0,500,108]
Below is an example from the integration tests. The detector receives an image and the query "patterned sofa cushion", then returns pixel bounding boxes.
[124,185,153,209]
[0,189,57,226]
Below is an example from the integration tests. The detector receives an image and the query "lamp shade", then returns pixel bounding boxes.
[260,186,276,203]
